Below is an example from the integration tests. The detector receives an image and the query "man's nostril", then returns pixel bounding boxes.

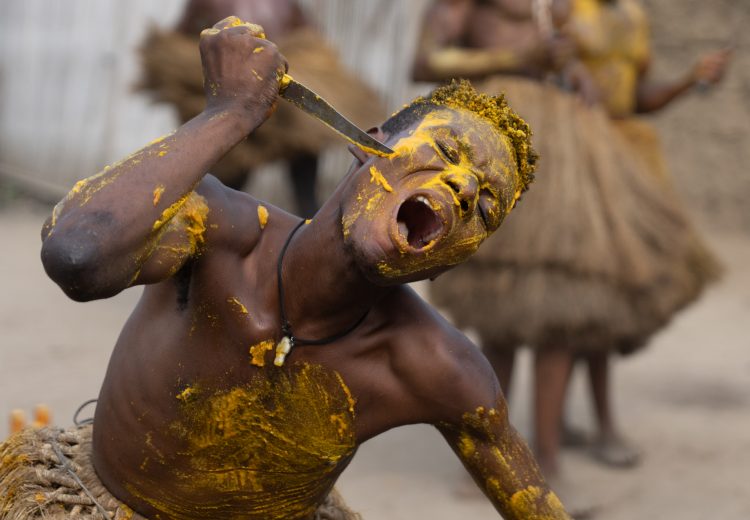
[446,180,462,194]
[460,200,469,212]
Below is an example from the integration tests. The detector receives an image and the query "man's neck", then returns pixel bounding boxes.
[278,199,391,343]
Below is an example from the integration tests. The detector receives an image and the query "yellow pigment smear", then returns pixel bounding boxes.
[153,193,191,232]
[227,297,249,315]
[257,205,269,229]
[249,340,274,367]
[176,386,196,402]
[397,80,535,192]
[443,403,569,519]
[132,363,356,519]
[253,46,264,54]
[180,193,210,253]
[152,185,165,206]
[280,74,293,90]
[369,166,393,192]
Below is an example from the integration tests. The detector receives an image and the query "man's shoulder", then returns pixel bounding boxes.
[380,287,499,422]
[195,175,287,256]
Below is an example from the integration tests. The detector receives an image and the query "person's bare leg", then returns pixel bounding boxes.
[288,152,319,219]
[560,359,590,448]
[535,349,598,518]
[587,352,640,468]
[533,347,574,477]
[484,346,516,398]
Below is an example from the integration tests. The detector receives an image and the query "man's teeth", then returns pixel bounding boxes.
[415,195,430,207]
[398,221,409,239]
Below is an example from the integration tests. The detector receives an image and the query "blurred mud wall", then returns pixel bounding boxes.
[643,0,750,231]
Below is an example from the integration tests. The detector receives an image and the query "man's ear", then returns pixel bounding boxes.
[347,126,390,165]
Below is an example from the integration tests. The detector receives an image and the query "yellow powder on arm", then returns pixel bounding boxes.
[153,185,165,206]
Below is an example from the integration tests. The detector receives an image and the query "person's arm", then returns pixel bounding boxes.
[417,332,571,519]
[412,0,525,82]
[635,48,732,114]
[438,397,570,519]
[41,17,285,301]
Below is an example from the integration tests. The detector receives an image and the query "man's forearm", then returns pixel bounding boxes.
[442,404,572,519]
[41,107,251,298]
[635,76,694,114]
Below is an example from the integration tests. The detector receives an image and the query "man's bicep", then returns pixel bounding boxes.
[129,190,212,285]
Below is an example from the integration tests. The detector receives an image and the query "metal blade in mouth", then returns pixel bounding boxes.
[279,76,394,157]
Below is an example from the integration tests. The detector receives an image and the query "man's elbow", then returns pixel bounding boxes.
[40,232,110,302]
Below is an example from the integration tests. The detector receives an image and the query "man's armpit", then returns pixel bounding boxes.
[131,191,210,285]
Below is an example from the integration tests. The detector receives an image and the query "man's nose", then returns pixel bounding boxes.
[441,171,478,215]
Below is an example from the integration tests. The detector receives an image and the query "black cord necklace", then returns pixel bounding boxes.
[274,220,370,366]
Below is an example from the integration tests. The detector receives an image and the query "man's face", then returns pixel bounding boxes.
[340,107,521,285]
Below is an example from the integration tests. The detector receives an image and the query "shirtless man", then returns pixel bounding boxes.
[34,17,567,519]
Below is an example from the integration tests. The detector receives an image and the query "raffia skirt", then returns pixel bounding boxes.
[0,427,361,520]
[139,27,385,186]
[430,77,719,354]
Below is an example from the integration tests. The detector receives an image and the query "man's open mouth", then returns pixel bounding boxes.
[396,195,444,250]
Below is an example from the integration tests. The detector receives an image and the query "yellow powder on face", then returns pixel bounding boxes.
[253,46,265,54]
[369,166,393,192]
[257,205,269,229]
[227,297,249,315]
[249,340,274,367]
[133,363,356,519]
[152,185,165,206]
[252,70,263,81]
[305,219,312,225]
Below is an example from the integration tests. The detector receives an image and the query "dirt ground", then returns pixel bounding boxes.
[1,198,749,519]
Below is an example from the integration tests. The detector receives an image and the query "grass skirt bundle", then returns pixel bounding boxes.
[430,77,719,354]
[0,426,361,519]
[139,27,385,187]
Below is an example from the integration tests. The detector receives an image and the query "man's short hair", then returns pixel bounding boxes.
[382,80,537,194]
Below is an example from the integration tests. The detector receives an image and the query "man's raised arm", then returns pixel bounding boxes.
[41,17,285,301]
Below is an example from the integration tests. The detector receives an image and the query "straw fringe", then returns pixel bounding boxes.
[430,77,719,354]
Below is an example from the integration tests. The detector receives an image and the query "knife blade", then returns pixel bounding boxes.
[279,75,394,157]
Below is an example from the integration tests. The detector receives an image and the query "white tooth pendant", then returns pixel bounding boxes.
[274,336,292,367]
